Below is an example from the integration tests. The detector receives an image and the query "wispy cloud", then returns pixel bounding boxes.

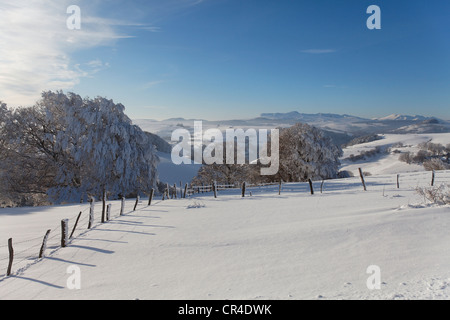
[139,26,162,32]
[142,80,166,89]
[300,49,337,54]
[0,0,136,106]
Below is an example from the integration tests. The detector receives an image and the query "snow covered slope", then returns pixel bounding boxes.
[340,133,450,176]
[1,171,449,300]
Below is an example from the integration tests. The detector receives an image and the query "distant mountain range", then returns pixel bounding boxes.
[260,111,367,121]
[373,114,437,121]
[134,112,450,148]
[260,111,444,123]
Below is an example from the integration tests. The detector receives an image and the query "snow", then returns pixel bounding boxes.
[1,169,449,300]
[340,133,450,176]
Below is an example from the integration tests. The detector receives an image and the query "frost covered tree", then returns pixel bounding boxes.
[191,123,342,186]
[0,102,8,161]
[0,102,11,204]
[274,123,343,182]
[192,163,253,186]
[1,104,58,205]
[0,91,159,205]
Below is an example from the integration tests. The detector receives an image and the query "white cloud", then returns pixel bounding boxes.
[142,80,166,89]
[0,0,131,106]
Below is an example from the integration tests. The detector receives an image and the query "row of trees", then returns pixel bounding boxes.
[0,91,159,207]
[192,123,343,186]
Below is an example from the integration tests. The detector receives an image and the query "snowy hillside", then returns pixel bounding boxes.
[157,132,450,186]
[341,133,450,176]
[374,114,437,121]
[1,170,449,300]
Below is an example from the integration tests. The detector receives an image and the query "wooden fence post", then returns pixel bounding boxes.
[101,189,106,223]
[241,182,246,197]
[39,230,51,258]
[184,183,188,198]
[359,168,367,191]
[133,195,140,211]
[106,204,111,221]
[7,238,13,276]
[120,197,125,216]
[279,180,282,195]
[70,212,82,239]
[431,170,435,186]
[397,174,400,189]
[61,219,69,248]
[148,189,154,206]
[88,198,94,229]
[308,179,314,195]
[213,181,217,198]
[173,183,177,199]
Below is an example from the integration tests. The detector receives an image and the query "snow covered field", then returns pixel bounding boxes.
[1,170,449,300]
[341,133,450,176]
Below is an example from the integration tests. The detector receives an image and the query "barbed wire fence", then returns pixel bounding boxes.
[1,170,449,280]
[0,189,160,280]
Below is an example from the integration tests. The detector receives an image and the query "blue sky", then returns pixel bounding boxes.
[1,0,449,120]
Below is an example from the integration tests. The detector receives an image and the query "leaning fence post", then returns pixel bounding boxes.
[148,189,154,206]
[431,170,435,186]
[39,230,51,258]
[308,179,314,195]
[184,183,188,198]
[61,219,69,248]
[359,168,367,191]
[7,238,13,276]
[133,195,140,211]
[70,212,82,239]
